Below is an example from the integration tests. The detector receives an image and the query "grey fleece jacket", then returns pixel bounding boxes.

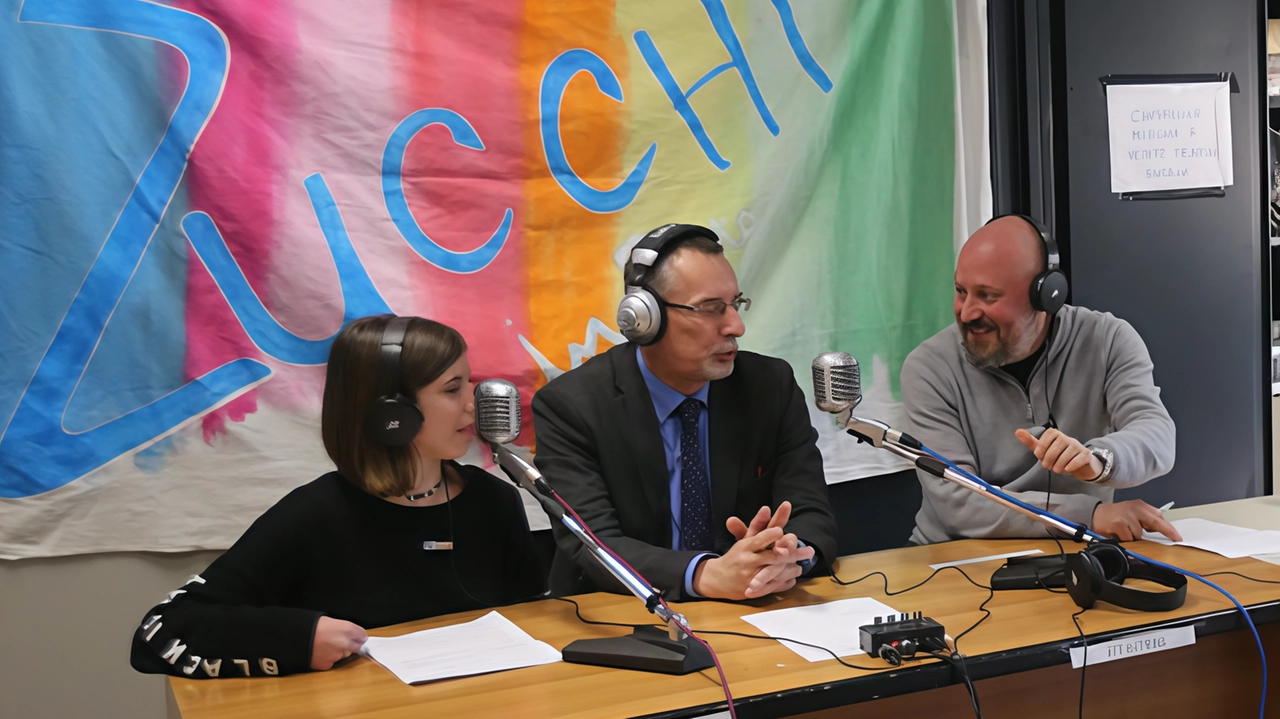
[903,304,1175,544]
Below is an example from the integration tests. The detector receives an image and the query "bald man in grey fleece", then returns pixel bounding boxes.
[903,216,1182,544]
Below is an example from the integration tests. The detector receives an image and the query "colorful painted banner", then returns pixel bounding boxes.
[0,0,956,558]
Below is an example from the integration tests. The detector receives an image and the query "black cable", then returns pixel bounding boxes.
[441,463,500,609]
[552,596,946,672]
[1023,341,1091,719]
[951,577,996,650]
[1200,571,1280,584]
[1039,317,1071,572]
[1031,565,1071,594]
[954,651,982,719]
[693,628,903,671]
[440,462,547,609]
[1071,608,1088,719]
[555,569,996,709]
[829,562,998,652]
[1047,535,1068,559]
[1032,319,1082,597]
[549,595,658,630]
[926,647,982,719]
[919,636,981,718]
[549,596,897,670]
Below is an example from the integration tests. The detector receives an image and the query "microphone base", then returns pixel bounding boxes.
[561,625,715,675]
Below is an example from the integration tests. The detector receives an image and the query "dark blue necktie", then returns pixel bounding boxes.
[677,398,713,551]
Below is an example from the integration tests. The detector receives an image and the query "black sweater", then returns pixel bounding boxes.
[130,463,545,678]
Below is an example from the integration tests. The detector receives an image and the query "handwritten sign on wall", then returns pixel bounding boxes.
[1105,82,1232,194]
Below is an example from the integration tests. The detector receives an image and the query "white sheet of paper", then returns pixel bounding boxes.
[928,548,1042,570]
[1143,517,1280,559]
[360,611,560,684]
[1106,81,1232,193]
[740,597,899,662]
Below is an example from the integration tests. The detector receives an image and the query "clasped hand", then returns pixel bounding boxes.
[692,501,814,600]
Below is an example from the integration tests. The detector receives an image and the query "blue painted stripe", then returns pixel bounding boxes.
[0,0,271,497]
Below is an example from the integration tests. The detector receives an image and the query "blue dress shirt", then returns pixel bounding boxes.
[635,347,814,598]
[635,347,715,596]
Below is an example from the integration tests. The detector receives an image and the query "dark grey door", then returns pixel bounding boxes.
[1059,0,1267,505]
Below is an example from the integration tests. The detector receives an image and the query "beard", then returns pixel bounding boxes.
[959,318,1012,368]
[960,314,1044,369]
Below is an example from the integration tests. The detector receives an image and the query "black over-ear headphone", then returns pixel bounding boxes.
[368,316,423,446]
[616,223,721,346]
[985,214,1069,315]
[1063,543,1187,612]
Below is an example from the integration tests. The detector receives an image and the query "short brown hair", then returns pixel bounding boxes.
[321,315,467,497]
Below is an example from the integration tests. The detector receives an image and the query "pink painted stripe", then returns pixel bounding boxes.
[390,0,534,438]
[176,0,299,441]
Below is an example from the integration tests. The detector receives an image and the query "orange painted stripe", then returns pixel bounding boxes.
[518,1,627,379]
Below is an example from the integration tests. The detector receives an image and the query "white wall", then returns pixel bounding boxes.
[0,550,222,719]
[953,0,993,251]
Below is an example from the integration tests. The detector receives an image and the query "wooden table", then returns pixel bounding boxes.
[167,533,1280,719]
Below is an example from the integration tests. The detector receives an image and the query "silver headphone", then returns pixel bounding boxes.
[616,224,721,345]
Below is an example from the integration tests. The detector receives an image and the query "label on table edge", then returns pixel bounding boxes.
[1069,625,1195,669]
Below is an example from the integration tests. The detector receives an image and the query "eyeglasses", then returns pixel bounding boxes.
[660,292,752,317]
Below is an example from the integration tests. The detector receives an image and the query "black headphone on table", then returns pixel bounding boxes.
[616,223,722,346]
[1064,543,1187,612]
[985,214,1069,315]
[368,316,423,446]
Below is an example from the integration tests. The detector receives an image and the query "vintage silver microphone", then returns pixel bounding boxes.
[811,351,862,413]
[809,352,1094,540]
[810,352,909,448]
[475,377,520,444]
[471,379,713,674]
[473,379,556,507]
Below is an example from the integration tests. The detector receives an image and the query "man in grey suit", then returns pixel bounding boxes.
[532,224,838,601]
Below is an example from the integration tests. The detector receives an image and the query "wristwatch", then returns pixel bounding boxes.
[1088,447,1115,482]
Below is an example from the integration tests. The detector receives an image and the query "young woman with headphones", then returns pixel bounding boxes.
[130,315,545,679]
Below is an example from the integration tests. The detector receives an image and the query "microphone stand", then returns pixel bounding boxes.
[487,442,714,675]
[834,410,1106,544]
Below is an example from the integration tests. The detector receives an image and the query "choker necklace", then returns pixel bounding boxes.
[405,477,445,502]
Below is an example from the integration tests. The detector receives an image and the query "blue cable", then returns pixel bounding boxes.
[1121,549,1267,719]
[915,442,1268,719]
[916,444,1106,541]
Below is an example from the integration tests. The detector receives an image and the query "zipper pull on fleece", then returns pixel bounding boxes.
[1026,403,1034,421]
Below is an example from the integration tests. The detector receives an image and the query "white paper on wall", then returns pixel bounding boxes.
[1106,81,1233,194]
